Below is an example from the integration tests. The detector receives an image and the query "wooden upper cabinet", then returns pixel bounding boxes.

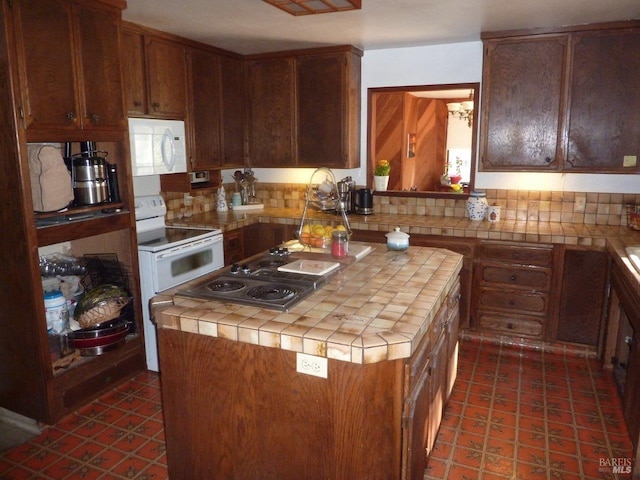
[121,28,147,116]
[121,24,188,120]
[247,46,362,168]
[74,3,126,131]
[296,51,360,169]
[565,29,640,172]
[145,37,188,118]
[481,22,640,173]
[247,57,295,167]
[188,47,222,170]
[11,0,125,138]
[480,36,567,171]
[219,55,246,168]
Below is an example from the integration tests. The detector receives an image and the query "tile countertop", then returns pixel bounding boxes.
[152,243,463,365]
[170,206,640,296]
[169,206,640,247]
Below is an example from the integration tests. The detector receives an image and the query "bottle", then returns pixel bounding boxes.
[44,290,73,358]
[331,230,348,259]
[217,186,228,212]
[467,191,488,221]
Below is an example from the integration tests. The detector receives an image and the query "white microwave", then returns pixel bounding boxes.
[128,118,187,176]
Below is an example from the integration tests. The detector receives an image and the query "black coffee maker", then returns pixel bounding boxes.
[355,188,374,215]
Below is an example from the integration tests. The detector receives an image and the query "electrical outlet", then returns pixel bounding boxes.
[296,353,328,378]
[574,197,586,213]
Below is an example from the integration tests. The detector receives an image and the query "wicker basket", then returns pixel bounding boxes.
[76,297,130,329]
[626,204,640,231]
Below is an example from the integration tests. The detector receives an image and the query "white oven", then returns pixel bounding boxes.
[135,195,224,371]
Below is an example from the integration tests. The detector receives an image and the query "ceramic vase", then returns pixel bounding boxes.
[374,175,389,191]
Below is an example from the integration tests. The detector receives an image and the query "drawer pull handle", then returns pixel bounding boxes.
[510,274,517,282]
[507,323,514,329]
[512,253,519,260]
[508,300,515,306]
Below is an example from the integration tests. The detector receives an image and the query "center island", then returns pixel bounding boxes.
[150,242,463,480]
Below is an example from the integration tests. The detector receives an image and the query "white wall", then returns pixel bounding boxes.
[224,41,639,194]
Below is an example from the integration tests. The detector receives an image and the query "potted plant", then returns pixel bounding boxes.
[374,159,390,191]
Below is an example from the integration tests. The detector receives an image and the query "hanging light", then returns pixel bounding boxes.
[263,0,361,16]
[447,91,474,128]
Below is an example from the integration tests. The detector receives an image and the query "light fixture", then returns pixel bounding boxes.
[447,91,474,128]
[263,0,361,16]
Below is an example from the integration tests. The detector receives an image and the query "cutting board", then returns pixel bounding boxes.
[278,259,341,276]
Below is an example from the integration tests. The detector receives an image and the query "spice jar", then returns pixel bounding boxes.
[331,230,348,258]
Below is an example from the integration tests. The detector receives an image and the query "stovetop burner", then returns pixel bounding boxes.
[206,279,246,293]
[247,284,298,301]
[176,253,337,312]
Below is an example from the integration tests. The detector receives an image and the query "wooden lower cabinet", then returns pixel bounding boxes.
[242,222,295,259]
[554,247,610,347]
[606,263,640,455]
[472,241,555,339]
[157,280,460,480]
[223,228,244,266]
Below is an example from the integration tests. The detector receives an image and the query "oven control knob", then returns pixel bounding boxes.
[240,264,251,274]
[269,247,277,255]
[230,263,240,274]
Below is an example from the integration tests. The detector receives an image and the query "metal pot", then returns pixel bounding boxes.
[71,151,109,205]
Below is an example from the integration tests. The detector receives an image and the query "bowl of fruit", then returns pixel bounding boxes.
[297,223,347,249]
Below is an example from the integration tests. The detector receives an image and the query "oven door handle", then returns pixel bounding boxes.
[155,235,222,260]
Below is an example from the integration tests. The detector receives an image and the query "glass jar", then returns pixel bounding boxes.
[331,230,348,259]
[467,191,488,221]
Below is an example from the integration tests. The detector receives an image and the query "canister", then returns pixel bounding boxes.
[45,290,68,334]
[467,191,488,221]
[331,230,349,258]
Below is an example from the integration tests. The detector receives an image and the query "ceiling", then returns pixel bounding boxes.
[122,0,640,55]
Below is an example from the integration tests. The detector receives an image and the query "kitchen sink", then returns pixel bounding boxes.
[624,246,640,274]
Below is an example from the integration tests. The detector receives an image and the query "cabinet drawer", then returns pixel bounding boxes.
[478,312,544,338]
[479,242,554,266]
[479,264,551,290]
[477,288,548,316]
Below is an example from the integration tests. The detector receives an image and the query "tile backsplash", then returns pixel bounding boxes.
[163,184,640,227]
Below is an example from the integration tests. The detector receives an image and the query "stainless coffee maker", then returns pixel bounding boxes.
[336,176,355,214]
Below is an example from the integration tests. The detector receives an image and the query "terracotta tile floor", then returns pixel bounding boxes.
[427,340,634,480]
[0,339,634,479]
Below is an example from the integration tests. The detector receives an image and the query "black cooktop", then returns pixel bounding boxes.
[176,250,334,311]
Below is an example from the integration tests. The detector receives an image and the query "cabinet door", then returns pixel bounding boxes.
[145,37,188,118]
[74,3,126,131]
[247,57,295,166]
[623,328,640,449]
[13,0,80,131]
[402,363,431,480]
[220,55,246,168]
[480,36,567,170]
[121,28,147,116]
[565,30,640,172]
[296,53,345,168]
[555,249,609,346]
[189,48,222,170]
